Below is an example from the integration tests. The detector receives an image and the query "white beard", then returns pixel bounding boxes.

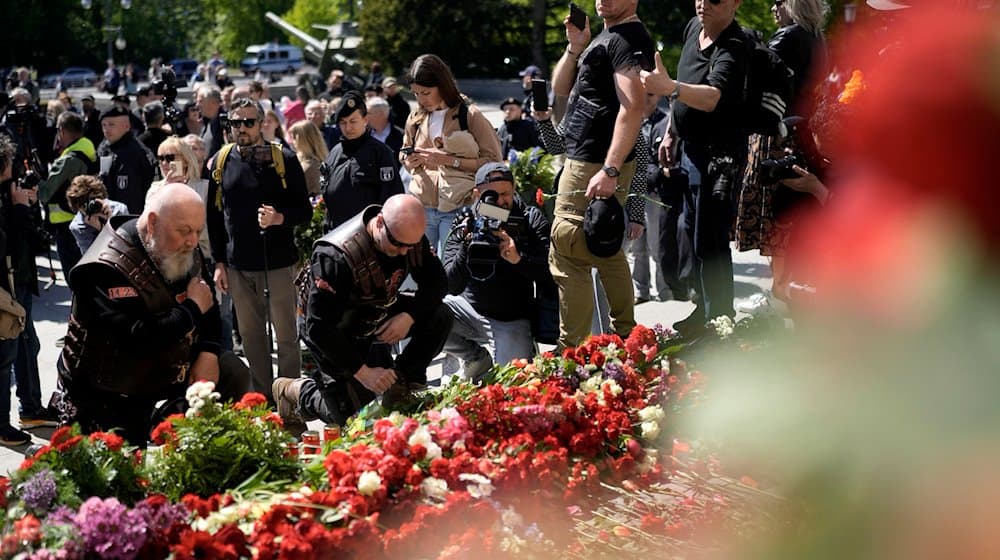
[144,234,195,283]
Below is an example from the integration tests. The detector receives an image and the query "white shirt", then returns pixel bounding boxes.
[429,109,448,141]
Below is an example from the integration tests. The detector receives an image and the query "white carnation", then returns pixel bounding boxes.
[640,421,661,441]
[709,315,735,340]
[638,405,665,423]
[459,473,494,498]
[357,471,382,496]
[420,477,449,500]
[408,426,433,447]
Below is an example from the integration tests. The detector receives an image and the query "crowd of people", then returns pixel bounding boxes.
[1,0,965,447]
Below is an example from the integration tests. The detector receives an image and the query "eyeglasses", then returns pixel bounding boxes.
[157,154,176,162]
[382,218,422,249]
[228,118,258,129]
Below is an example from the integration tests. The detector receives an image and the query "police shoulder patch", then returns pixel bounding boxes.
[380,166,394,182]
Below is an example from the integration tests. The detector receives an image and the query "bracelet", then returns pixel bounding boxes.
[566,48,580,58]
[669,82,681,102]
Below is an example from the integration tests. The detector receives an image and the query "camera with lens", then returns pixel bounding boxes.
[151,67,183,125]
[707,155,737,202]
[465,189,527,275]
[85,198,104,216]
[18,169,40,189]
[758,152,806,186]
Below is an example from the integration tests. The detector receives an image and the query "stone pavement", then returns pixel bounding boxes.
[1,240,771,475]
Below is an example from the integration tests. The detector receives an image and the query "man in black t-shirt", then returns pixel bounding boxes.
[548,0,654,349]
[641,0,749,336]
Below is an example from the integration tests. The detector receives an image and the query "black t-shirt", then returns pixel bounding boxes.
[565,21,655,163]
[769,23,825,115]
[672,17,749,149]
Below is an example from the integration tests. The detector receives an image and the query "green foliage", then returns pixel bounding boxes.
[358,0,531,77]
[10,426,146,510]
[508,147,556,207]
[282,0,351,48]
[145,388,301,501]
[295,197,326,265]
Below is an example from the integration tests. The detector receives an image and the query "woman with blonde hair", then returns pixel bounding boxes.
[400,54,501,253]
[287,120,327,195]
[146,136,211,253]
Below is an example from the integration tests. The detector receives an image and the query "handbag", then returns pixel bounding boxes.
[0,256,26,340]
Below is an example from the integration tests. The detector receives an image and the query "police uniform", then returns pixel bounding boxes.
[97,106,157,214]
[296,205,451,425]
[321,93,404,230]
[58,217,249,445]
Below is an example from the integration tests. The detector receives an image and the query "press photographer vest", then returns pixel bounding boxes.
[61,218,198,397]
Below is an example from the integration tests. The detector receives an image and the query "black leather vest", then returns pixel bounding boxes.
[61,218,197,397]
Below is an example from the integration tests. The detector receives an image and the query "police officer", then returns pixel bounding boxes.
[58,184,250,445]
[97,105,157,214]
[272,194,451,434]
[320,91,403,230]
[441,163,554,381]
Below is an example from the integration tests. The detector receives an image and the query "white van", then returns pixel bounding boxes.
[240,44,304,76]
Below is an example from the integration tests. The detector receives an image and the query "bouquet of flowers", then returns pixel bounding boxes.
[508,147,556,208]
[145,384,301,500]
[294,195,326,265]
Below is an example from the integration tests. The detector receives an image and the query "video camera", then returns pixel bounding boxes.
[151,67,182,126]
[465,189,528,277]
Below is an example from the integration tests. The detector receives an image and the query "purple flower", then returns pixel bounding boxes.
[20,469,58,514]
[131,497,190,534]
[76,497,149,559]
[603,362,625,384]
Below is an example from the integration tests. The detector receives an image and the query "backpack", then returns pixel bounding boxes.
[735,27,794,136]
[211,142,287,210]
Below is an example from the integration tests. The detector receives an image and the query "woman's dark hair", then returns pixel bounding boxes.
[407,54,462,109]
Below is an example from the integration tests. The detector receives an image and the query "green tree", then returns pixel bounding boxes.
[282,0,352,45]
[358,0,531,78]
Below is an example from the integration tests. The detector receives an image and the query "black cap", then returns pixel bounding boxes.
[99,105,132,121]
[136,86,151,97]
[81,94,95,102]
[583,196,626,258]
[111,93,130,105]
[333,90,367,122]
[499,97,521,110]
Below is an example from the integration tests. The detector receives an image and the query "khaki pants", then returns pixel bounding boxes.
[548,159,637,348]
[227,265,301,402]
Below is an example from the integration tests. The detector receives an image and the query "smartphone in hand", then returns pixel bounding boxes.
[569,2,587,31]
[531,79,549,112]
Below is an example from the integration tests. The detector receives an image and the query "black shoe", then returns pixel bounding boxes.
[672,311,710,339]
[0,425,32,446]
[20,408,60,429]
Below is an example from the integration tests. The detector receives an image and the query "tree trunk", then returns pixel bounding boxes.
[531,0,547,73]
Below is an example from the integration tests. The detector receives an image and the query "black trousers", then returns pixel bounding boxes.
[60,351,251,447]
[300,301,452,425]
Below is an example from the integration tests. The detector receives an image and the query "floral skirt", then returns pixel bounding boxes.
[736,134,790,256]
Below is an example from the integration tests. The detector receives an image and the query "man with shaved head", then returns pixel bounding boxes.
[59,183,249,445]
[273,193,451,434]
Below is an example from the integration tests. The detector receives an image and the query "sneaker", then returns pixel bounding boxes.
[671,311,710,340]
[272,377,309,438]
[20,408,60,429]
[442,354,461,377]
[0,425,32,446]
[462,349,494,384]
[737,293,772,315]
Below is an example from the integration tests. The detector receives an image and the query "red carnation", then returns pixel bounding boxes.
[171,529,238,560]
[233,392,268,410]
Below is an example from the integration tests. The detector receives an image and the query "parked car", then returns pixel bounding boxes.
[167,58,199,86]
[240,44,304,76]
[55,67,99,88]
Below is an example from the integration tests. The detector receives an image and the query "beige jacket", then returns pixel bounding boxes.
[401,102,502,212]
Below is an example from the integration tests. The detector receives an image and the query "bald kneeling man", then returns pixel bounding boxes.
[59,183,250,446]
[273,194,452,434]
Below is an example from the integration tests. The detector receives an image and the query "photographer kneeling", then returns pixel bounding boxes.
[66,175,130,255]
[441,163,554,381]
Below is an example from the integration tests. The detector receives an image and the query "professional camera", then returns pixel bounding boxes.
[707,155,737,202]
[465,190,527,277]
[3,103,40,130]
[18,169,40,189]
[85,198,104,216]
[151,67,183,125]
[758,152,806,186]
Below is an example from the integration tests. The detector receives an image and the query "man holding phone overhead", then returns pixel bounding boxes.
[548,0,654,349]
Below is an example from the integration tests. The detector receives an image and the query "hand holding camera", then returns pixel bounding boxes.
[497,230,521,264]
[10,182,36,206]
[84,198,111,230]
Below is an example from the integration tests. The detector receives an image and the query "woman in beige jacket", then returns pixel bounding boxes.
[401,54,502,254]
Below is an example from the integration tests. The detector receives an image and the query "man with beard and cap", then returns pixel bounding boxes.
[58,183,250,445]
[273,193,451,435]
[207,97,311,403]
[97,104,157,214]
[319,90,403,231]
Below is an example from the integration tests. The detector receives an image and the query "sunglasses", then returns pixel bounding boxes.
[157,154,176,162]
[382,218,422,249]
[228,118,258,129]
[708,0,722,4]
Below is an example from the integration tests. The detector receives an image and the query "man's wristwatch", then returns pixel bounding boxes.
[452,158,461,169]
[669,82,682,102]
[601,165,621,178]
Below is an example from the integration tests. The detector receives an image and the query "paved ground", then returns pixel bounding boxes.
[0,247,770,474]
